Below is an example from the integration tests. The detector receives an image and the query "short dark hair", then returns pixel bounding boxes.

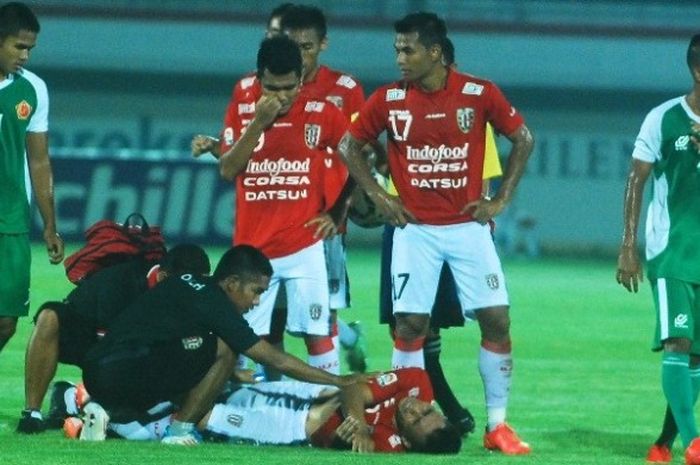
[160,244,210,277]
[394,12,447,50]
[410,422,462,454]
[280,4,327,39]
[256,35,303,79]
[687,34,700,72]
[0,2,39,41]
[442,37,455,66]
[213,245,272,282]
[268,2,295,25]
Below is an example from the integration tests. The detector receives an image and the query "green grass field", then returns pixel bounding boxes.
[0,244,666,464]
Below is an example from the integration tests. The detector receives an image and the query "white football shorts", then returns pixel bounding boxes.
[245,240,331,336]
[391,222,508,318]
[206,381,336,445]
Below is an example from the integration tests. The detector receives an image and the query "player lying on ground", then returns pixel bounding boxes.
[58,368,461,454]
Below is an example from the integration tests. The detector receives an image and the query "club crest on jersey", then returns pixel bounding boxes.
[325,95,344,109]
[15,100,31,120]
[456,107,474,134]
[304,124,321,148]
[485,273,500,290]
[181,336,203,350]
[309,303,322,320]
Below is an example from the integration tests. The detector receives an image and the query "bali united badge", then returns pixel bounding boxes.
[304,124,321,148]
[456,107,474,134]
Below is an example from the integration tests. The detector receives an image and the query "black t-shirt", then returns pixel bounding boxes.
[100,274,260,354]
[66,259,153,330]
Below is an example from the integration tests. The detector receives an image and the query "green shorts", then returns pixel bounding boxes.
[0,233,31,317]
[651,277,700,354]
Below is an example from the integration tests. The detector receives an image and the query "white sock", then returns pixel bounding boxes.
[337,319,358,348]
[479,345,512,431]
[307,337,340,374]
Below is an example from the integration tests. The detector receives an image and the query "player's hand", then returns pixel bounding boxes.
[691,122,700,154]
[191,135,219,158]
[367,190,416,227]
[351,425,375,453]
[335,373,371,387]
[43,229,64,264]
[616,245,643,292]
[335,416,361,444]
[254,95,283,128]
[231,368,260,384]
[462,196,506,224]
[305,213,338,239]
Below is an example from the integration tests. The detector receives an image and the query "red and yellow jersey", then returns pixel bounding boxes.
[310,368,434,453]
[350,69,523,225]
[232,98,348,258]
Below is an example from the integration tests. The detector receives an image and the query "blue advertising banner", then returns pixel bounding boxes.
[33,158,235,245]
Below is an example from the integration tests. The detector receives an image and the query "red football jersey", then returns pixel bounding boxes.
[232,97,348,258]
[310,368,434,453]
[350,69,524,225]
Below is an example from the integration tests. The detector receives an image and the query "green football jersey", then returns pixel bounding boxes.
[633,96,700,282]
[0,68,48,234]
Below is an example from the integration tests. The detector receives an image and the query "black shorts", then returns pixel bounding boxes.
[379,226,465,329]
[82,333,217,411]
[35,301,99,368]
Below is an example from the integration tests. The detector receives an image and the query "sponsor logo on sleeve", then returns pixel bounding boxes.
[456,107,475,133]
[462,82,484,95]
[388,435,403,448]
[325,95,344,109]
[336,75,357,89]
[238,103,255,114]
[223,127,234,146]
[375,372,398,386]
[304,101,325,112]
[240,76,256,89]
[386,88,406,102]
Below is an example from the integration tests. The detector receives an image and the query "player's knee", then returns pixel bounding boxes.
[0,317,18,340]
[664,337,692,354]
[394,314,429,340]
[477,306,511,341]
[34,308,60,337]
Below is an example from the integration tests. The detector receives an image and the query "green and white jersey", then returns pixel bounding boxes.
[633,96,700,283]
[0,68,48,234]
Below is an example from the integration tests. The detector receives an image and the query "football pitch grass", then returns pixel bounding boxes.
[0,244,666,464]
